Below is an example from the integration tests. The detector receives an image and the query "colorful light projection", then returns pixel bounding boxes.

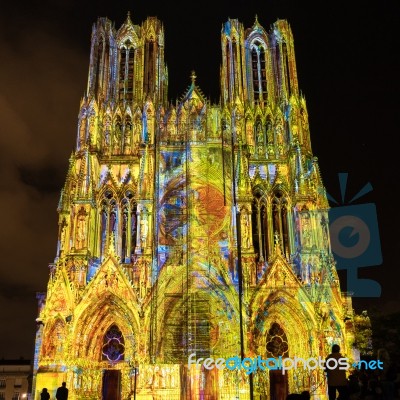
[32,14,357,400]
[102,325,125,362]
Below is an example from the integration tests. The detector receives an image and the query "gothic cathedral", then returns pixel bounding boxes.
[32,13,356,400]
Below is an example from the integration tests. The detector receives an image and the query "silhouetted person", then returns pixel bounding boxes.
[40,388,50,400]
[300,390,311,400]
[325,344,349,400]
[56,382,69,400]
[286,391,310,400]
[286,394,302,400]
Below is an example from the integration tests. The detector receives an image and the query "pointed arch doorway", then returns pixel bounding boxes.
[101,325,125,400]
[267,322,289,400]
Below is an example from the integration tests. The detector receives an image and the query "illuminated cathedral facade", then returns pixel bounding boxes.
[32,13,357,400]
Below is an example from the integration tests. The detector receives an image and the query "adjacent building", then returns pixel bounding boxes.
[0,359,31,400]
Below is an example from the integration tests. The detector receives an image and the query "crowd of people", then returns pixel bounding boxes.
[347,360,399,400]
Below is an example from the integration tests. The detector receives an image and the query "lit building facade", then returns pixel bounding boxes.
[32,13,356,400]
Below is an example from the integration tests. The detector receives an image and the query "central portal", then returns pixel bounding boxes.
[270,369,289,400]
[102,369,121,400]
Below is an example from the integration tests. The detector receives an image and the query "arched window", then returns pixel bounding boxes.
[99,190,117,258]
[126,45,134,102]
[225,41,231,98]
[94,39,103,97]
[274,41,281,97]
[100,201,108,257]
[118,41,135,101]
[94,38,110,99]
[266,322,289,357]
[251,47,259,99]
[102,325,125,362]
[121,200,129,260]
[232,38,239,97]
[120,191,137,262]
[252,195,269,263]
[130,206,137,257]
[251,41,267,102]
[272,191,290,255]
[144,40,155,97]
[118,47,127,101]
[282,42,291,97]
[109,199,117,243]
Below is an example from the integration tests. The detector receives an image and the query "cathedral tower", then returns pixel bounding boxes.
[32,13,356,400]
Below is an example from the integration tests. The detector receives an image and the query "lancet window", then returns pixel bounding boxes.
[252,194,269,263]
[120,191,137,262]
[144,40,155,97]
[274,42,282,97]
[99,190,117,258]
[252,190,290,262]
[118,40,135,102]
[282,42,291,97]
[272,191,290,255]
[102,325,125,362]
[231,39,239,97]
[225,41,231,99]
[251,40,267,102]
[94,37,110,99]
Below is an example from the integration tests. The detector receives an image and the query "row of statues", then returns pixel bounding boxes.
[77,109,310,154]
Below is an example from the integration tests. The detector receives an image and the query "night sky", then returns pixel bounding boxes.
[0,0,398,360]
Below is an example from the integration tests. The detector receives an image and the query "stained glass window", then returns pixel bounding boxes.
[266,322,289,357]
[102,325,125,362]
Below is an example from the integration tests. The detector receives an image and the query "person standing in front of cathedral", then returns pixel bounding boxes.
[56,382,69,400]
[325,344,349,400]
[40,388,50,400]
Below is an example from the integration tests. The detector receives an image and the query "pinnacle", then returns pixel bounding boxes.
[190,70,197,84]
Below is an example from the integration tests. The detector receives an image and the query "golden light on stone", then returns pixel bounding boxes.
[32,13,357,400]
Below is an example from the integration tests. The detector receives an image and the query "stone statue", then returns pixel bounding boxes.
[140,215,149,248]
[241,213,251,249]
[76,209,87,249]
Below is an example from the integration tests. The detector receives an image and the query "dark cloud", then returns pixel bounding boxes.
[18,165,65,193]
[0,12,87,358]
